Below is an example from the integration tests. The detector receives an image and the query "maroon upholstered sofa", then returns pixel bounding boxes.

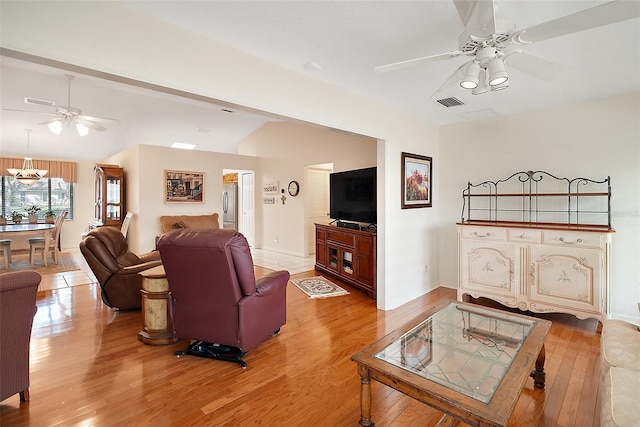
[157,228,289,366]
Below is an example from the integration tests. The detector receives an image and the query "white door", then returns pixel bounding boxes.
[241,172,255,247]
[306,167,331,255]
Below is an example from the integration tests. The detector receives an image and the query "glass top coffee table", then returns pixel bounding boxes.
[351,300,551,426]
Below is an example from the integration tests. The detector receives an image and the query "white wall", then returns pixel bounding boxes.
[239,122,376,256]
[439,93,640,323]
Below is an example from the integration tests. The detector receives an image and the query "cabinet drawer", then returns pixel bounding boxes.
[459,227,506,242]
[507,229,541,244]
[327,230,355,247]
[542,230,602,249]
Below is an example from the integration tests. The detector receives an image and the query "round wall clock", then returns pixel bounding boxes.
[288,180,300,196]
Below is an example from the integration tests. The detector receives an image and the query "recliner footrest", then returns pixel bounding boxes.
[176,341,247,368]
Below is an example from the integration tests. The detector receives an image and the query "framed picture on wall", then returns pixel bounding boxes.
[165,170,205,203]
[401,152,432,209]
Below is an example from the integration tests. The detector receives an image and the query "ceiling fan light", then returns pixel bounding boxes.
[48,120,63,135]
[472,69,489,95]
[488,58,508,86]
[460,62,480,89]
[76,123,89,136]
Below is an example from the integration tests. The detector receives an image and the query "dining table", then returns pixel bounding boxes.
[0,222,56,266]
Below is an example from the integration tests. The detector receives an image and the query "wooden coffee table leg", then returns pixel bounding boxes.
[530,343,546,389]
[357,365,375,426]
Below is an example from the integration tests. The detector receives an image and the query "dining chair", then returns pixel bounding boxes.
[29,211,68,266]
[120,211,133,238]
[0,239,11,270]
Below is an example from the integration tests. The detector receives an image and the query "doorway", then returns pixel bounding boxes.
[305,164,332,256]
[222,169,255,247]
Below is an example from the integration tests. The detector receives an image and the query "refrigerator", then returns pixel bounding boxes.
[222,183,238,230]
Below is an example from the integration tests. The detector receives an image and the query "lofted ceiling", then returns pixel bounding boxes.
[1,1,639,161]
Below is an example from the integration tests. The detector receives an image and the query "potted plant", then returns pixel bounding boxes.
[27,205,41,223]
[44,209,56,224]
[11,211,23,224]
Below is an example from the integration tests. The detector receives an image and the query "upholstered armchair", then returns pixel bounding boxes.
[80,226,162,310]
[157,228,289,367]
[0,270,41,402]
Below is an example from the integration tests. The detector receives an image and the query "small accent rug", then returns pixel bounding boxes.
[291,276,349,299]
[4,251,81,275]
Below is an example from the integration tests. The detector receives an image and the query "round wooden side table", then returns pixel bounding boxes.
[138,265,173,345]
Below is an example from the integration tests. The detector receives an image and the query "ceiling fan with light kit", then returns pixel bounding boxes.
[374,0,640,100]
[3,74,120,136]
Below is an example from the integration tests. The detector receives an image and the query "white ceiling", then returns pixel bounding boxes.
[1,0,639,161]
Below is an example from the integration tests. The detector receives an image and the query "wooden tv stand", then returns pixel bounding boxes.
[314,223,376,299]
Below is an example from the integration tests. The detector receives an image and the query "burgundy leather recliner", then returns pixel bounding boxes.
[80,226,162,310]
[157,228,289,367]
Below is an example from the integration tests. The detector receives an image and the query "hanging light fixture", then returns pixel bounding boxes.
[48,120,63,135]
[7,130,48,186]
[458,46,509,94]
[460,62,480,89]
[487,58,508,86]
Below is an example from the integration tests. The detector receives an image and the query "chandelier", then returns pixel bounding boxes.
[7,130,48,185]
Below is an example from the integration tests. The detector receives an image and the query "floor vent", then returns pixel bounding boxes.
[436,97,465,107]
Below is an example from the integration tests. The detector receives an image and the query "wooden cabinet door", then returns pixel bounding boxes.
[315,227,327,267]
[355,236,374,287]
[529,246,602,314]
[460,240,518,299]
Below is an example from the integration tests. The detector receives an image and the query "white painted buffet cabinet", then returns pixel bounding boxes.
[457,171,613,322]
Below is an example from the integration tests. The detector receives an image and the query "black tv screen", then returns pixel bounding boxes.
[330,167,377,224]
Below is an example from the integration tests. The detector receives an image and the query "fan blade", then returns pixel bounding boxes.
[374,51,464,73]
[39,118,62,125]
[2,108,57,115]
[79,115,120,124]
[430,60,472,99]
[503,50,563,80]
[76,117,107,131]
[513,0,640,45]
[24,97,56,107]
[453,0,496,38]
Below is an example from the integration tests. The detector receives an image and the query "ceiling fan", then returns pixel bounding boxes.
[4,74,120,136]
[374,0,640,98]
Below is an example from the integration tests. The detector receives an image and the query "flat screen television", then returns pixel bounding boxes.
[330,167,377,224]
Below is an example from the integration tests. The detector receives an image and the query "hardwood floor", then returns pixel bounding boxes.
[0,265,602,426]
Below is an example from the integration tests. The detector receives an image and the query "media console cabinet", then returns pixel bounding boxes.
[315,223,376,299]
[457,171,614,322]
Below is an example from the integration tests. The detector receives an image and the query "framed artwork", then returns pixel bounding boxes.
[165,170,204,203]
[401,152,432,209]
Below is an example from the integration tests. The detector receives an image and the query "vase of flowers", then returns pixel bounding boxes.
[11,211,23,224]
[27,205,41,223]
[44,209,56,224]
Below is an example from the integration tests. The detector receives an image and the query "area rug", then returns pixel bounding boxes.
[290,276,349,299]
[4,251,81,275]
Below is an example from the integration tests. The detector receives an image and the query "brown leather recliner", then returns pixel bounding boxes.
[80,226,162,310]
[157,228,289,367]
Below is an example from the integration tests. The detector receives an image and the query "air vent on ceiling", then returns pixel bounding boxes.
[436,97,465,108]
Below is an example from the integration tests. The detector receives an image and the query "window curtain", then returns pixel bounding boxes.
[0,157,77,183]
